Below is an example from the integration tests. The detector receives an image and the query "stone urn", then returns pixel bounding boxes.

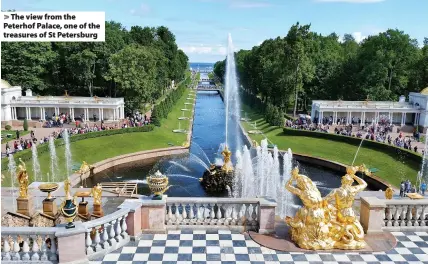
[60,198,78,229]
[147,170,170,200]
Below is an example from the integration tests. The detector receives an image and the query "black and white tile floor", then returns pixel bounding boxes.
[90,230,428,264]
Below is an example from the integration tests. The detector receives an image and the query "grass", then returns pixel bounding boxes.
[1,89,196,187]
[240,104,419,188]
[1,130,30,143]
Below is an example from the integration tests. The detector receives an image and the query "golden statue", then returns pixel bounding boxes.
[323,166,367,249]
[17,158,29,199]
[221,145,233,172]
[252,140,259,147]
[285,166,368,250]
[76,161,91,187]
[285,167,335,250]
[64,178,72,200]
[385,185,394,199]
[91,183,102,205]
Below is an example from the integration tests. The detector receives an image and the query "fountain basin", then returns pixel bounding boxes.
[178,117,190,120]
[181,109,191,111]
[248,130,263,134]
[173,129,188,133]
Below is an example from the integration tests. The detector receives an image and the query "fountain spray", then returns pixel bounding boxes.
[64,129,73,178]
[48,136,59,182]
[31,144,41,210]
[8,155,17,212]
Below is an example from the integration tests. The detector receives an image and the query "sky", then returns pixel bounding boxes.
[2,0,427,63]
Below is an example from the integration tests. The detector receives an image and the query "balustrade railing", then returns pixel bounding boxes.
[83,208,130,258]
[383,200,428,229]
[1,227,59,262]
[165,198,260,231]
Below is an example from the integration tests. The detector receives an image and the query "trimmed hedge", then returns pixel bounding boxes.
[282,127,423,164]
[1,125,154,171]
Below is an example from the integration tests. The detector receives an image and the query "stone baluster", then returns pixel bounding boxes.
[223,205,230,226]
[406,205,413,226]
[108,220,117,248]
[415,206,421,227]
[197,204,204,224]
[181,204,187,223]
[174,204,180,225]
[2,236,11,261]
[421,205,427,226]
[386,205,393,226]
[49,235,57,261]
[85,229,94,255]
[400,206,406,226]
[30,235,40,261]
[165,204,170,223]
[189,203,195,222]
[102,224,110,249]
[231,206,237,225]
[393,206,400,226]
[251,204,258,229]
[94,227,102,251]
[115,218,122,243]
[12,235,20,261]
[237,204,244,226]
[121,214,129,239]
[209,203,215,223]
[245,204,251,226]
[216,204,222,224]
[21,235,30,261]
[167,204,173,224]
[40,237,48,261]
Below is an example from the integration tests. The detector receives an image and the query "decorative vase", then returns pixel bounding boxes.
[147,171,170,200]
[61,199,77,229]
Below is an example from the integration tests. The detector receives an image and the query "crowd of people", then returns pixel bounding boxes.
[4,112,151,157]
[399,180,426,197]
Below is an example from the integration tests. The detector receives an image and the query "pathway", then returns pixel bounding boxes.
[90,229,428,264]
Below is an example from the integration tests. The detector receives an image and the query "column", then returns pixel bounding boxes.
[101,108,104,121]
[320,111,324,124]
[40,107,43,120]
[414,113,419,126]
[98,108,101,122]
[360,112,364,125]
[401,112,405,126]
[71,108,75,121]
[403,113,407,126]
[86,108,89,121]
[333,112,337,125]
[113,108,116,121]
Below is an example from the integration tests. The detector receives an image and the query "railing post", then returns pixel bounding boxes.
[257,197,277,234]
[118,199,143,240]
[141,195,167,234]
[55,222,88,264]
[360,196,386,234]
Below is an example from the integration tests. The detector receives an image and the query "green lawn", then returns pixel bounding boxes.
[1,89,196,186]
[241,105,419,187]
[1,130,30,143]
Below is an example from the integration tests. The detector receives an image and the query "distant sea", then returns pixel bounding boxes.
[189,62,214,71]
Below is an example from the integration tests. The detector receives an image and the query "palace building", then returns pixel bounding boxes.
[1,79,125,124]
[311,88,428,128]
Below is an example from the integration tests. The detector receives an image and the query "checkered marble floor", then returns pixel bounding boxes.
[91,230,428,264]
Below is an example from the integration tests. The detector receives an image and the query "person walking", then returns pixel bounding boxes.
[421,182,427,196]
[405,180,411,194]
[400,181,405,197]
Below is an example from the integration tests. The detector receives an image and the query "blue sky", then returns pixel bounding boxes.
[2,0,427,62]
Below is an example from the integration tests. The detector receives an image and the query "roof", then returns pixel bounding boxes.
[0,79,12,89]
[421,87,428,95]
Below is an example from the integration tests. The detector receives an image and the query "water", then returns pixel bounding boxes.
[420,133,428,187]
[8,154,17,212]
[48,136,59,182]
[63,129,73,178]
[31,144,41,183]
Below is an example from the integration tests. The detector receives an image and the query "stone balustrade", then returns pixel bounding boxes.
[1,227,59,263]
[360,196,428,233]
[83,208,131,260]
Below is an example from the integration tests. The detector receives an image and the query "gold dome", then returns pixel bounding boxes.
[421,87,428,95]
[0,79,12,89]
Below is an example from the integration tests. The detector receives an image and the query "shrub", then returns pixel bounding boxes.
[1,125,155,170]
[5,125,12,131]
[23,119,28,131]
[151,107,161,127]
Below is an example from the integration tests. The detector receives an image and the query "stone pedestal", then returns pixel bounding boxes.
[141,195,166,233]
[118,199,143,239]
[43,198,58,217]
[16,197,34,217]
[360,196,386,234]
[93,203,104,217]
[257,196,277,234]
[78,201,89,218]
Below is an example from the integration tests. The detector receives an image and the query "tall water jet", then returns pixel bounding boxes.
[48,136,59,182]
[419,133,428,186]
[63,129,72,178]
[8,154,17,212]
[224,33,242,152]
[31,144,41,183]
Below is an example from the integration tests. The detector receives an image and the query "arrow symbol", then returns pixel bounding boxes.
[4,15,10,19]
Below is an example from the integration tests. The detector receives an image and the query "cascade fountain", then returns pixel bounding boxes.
[419,132,428,190]
[7,155,17,212]
[49,136,59,182]
[63,129,73,177]
[31,144,41,183]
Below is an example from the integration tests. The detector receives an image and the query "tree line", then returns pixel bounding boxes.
[1,21,189,112]
[214,23,428,116]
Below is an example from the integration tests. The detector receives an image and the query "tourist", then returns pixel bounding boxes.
[405,180,411,194]
[400,181,405,197]
[16,130,20,139]
[421,182,427,195]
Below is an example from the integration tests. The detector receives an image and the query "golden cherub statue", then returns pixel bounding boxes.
[76,161,90,175]
[17,158,29,199]
[221,145,233,172]
[91,183,102,205]
[285,167,335,250]
[64,178,72,200]
[385,185,394,199]
[323,166,368,249]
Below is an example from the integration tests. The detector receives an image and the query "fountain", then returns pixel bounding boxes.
[48,136,59,182]
[173,120,187,133]
[178,110,190,120]
[7,155,17,212]
[63,129,73,178]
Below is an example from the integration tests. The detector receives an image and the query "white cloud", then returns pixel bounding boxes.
[130,3,151,16]
[180,44,238,56]
[352,32,367,43]
[315,0,385,3]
